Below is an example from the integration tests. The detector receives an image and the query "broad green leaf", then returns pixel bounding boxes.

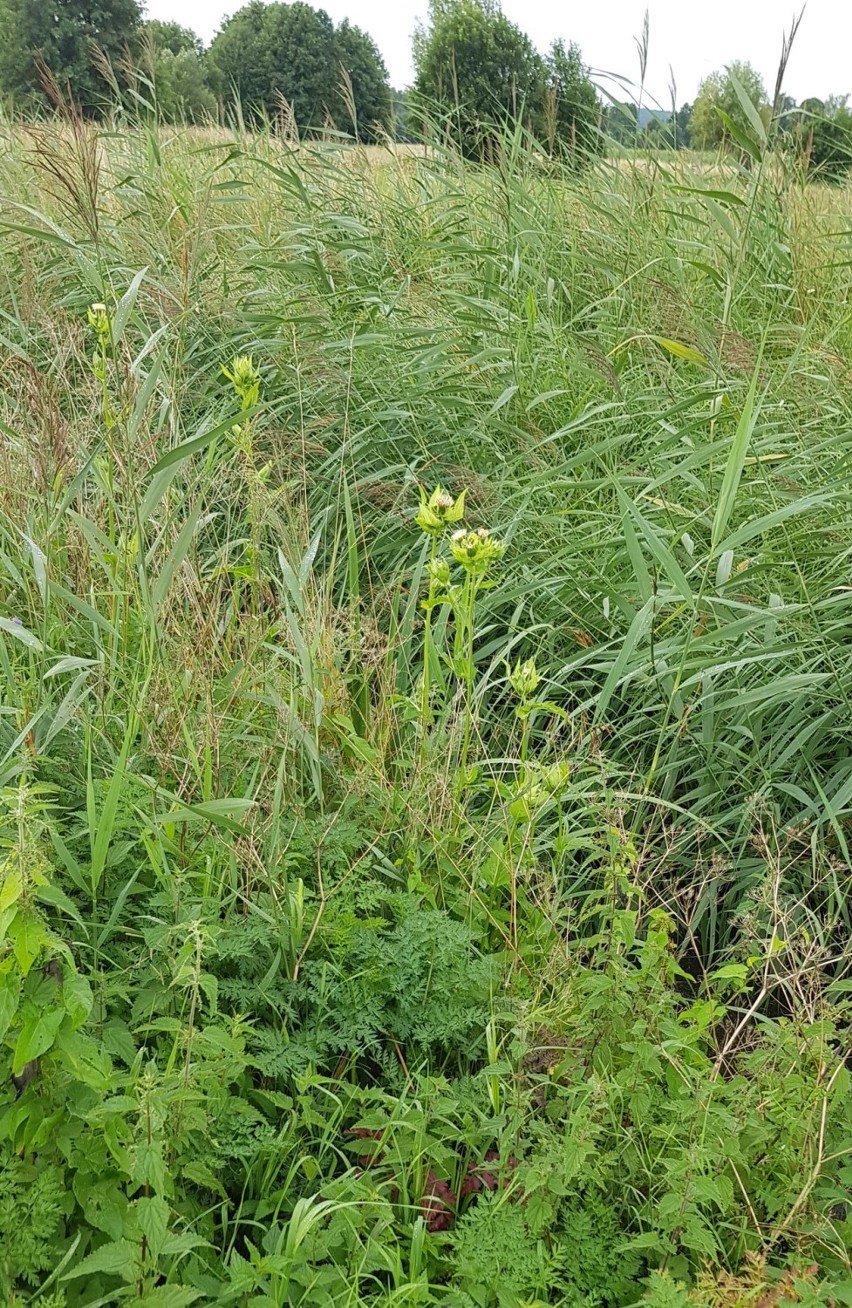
[8,907,45,974]
[43,669,94,747]
[133,1140,167,1193]
[0,868,23,912]
[0,970,20,1041]
[43,655,99,678]
[89,715,136,894]
[63,970,94,1027]
[729,69,767,144]
[147,794,254,834]
[52,1026,113,1090]
[594,598,655,723]
[715,550,734,588]
[620,502,652,603]
[486,383,518,416]
[714,494,831,554]
[62,1238,138,1282]
[131,1194,170,1260]
[136,1288,202,1307]
[670,185,746,207]
[126,352,165,441]
[147,403,261,476]
[704,195,740,242]
[139,460,180,521]
[13,1004,64,1074]
[25,534,48,605]
[716,109,760,161]
[618,485,693,600]
[152,499,203,612]
[112,266,148,345]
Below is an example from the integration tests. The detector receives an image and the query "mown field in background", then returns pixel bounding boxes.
[3,117,852,1305]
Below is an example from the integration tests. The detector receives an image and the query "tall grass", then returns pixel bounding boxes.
[2,112,852,1301]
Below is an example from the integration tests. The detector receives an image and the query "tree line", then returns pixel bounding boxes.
[0,0,394,137]
[0,0,850,175]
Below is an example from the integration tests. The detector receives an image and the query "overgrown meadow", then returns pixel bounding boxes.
[3,113,852,1306]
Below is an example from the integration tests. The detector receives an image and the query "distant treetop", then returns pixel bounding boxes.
[208,1,391,139]
[689,61,768,151]
[0,0,142,113]
[413,0,600,163]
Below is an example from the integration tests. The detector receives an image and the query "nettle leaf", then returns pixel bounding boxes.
[76,1177,130,1239]
[0,968,21,1041]
[12,1004,65,1075]
[63,1237,139,1282]
[7,906,46,975]
[136,1288,202,1307]
[131,1194,170,1259]
[0,867,24,912]
[53,1025,113,1090]
[134,1140,168,1194]
[681,1213,718,1258]
[63,969,94,1027]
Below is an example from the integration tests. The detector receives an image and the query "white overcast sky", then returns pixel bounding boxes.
[142,0,852,104]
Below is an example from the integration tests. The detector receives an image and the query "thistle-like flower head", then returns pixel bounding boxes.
[416,485,466,536]
[427,556,451,589]
[449,526,505,577]
[87,301,110,339]
[222,354,261,409]
[508,657,540,702]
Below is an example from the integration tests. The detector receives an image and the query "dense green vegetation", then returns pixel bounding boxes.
[411,0,600,162]
[207,1,391,138]
[0,0,142,112]
[4,101,852,1304]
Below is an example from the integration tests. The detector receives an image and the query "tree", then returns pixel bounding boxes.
[263,1,336,128]
[209,1,390,137]
[775,92,798,134]
[334,20,391,141]
[689,61,768,151]
[642,113,670,148]
[675,101,692,149]
[605,101,639,146]
[210,1,335,128]
[142,20,202,56]
[146,49,217,122]
[413,0,544,159]
[794,96,852,181]
[207,1,268,115]
[0,0,142,113]
[137,20,215,122]
[391,88,416,142]
[543,40,600,165]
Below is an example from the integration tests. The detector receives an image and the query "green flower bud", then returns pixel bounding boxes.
[415,485,466,536]
[427,557,451,589]
[222,354,261,409]
[87,302,111,339]
[449,526,505,577]
[508,657,540,701]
